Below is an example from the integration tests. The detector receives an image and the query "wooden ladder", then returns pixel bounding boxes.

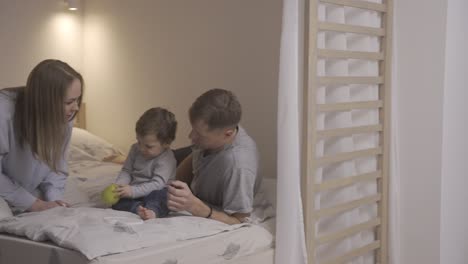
[302,0,393,263]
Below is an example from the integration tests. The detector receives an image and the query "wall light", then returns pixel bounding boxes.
[65,0,80,11]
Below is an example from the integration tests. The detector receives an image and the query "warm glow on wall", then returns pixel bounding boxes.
[65,0,80,11]
[51,13,79,35]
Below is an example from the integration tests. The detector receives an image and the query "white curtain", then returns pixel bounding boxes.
[276,0,307,263]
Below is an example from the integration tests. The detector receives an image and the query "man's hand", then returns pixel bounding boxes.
[167,180,250,225]
[167,180,198,213]
[116,184,133,198]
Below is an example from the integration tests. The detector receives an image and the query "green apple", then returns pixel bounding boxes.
[101,184,120,206]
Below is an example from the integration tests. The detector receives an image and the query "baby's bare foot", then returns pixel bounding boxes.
[137,206,145,217]
[137,206,157,220]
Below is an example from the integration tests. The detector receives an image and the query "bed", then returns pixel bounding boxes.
[0,109,276,264]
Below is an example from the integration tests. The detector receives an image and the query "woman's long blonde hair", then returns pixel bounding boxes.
[14,59,83,172]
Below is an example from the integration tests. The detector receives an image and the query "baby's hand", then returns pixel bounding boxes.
[116,184,133,198]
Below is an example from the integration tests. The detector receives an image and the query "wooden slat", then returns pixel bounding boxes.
[323,241,381,264]
[318,100,383,112]
[317,124,383,139]
[377,1,393,263]
[302,1,320,264]
[316,194,381,218]
[315,171,381,191]
[318,49,384,60]
[317,218,381,244]
[317,147,382,166]
[319,22,385,36]
[320,0,387,12]
[318,76,384,85]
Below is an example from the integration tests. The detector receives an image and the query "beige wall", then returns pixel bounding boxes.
[82,0,282,178]
[394,0,447,263]
[0,0,282,178]
[0,0,83,87]
[440,0,468,263]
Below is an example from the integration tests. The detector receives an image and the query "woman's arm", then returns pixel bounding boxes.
[0,114,37,211]
[39,172,67,201]
[0,166,37,211]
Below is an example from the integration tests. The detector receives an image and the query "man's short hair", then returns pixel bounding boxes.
[189,89,242,130]
[136,107,177,145]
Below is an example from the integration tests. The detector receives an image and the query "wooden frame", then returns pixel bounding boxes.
[302,0,392,263]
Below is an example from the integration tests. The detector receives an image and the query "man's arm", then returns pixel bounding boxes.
[191,200,249,225]
[175,154,194,185]
[167,180,249,225]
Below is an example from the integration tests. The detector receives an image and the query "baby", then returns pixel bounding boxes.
[110,107,177,220]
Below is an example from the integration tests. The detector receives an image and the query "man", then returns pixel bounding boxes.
[167,89,260,224]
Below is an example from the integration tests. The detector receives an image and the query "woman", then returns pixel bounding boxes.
[0,59,83,213]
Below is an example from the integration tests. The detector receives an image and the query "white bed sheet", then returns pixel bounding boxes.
[0,217,275,264]
[1,207,272,260]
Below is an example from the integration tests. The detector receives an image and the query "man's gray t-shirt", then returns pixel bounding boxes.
[115,144,176,199]
[191,126,260,215]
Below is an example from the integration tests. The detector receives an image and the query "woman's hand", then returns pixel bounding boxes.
[55,200,70,207]
[116,184,133,198]
[28,199,61,212]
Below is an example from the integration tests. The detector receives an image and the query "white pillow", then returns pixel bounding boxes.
[63,177,92,207]
[248,177,276,224]
[261,177,277,209]
[69,128,122,161]
[0,197,13,220]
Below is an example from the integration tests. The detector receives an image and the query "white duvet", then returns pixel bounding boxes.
[0,159,275,261]
[0,206,272,260]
